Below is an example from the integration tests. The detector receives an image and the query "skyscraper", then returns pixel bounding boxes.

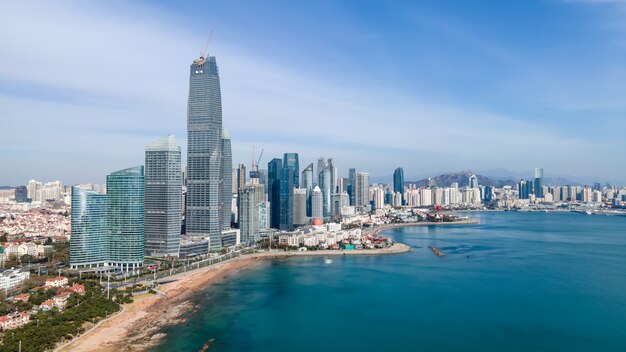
[238,185,259,244]
[107,166,145,271]
[145,136,182,258]
[70,187,107,268]
[348,168,356,206]
[469,174,479,189]
[355,171,370,208]
[293,187,308,227]
[236,163,246,191]
[268,158,282,229]
[534,167,544,198]
[393,167,404,205]
[301,163,313,191]
[311,186,323,220]
[279,153,299,230]
[186,55,224,251]
[220,129,233,229]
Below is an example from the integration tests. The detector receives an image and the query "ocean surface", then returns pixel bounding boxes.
[152,212,626,351]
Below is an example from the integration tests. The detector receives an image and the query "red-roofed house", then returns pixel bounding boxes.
[11,293,30,303]
[39,299,55,312]
[0,312,30,331]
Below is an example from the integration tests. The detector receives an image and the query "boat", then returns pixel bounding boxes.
[430,246,445,258]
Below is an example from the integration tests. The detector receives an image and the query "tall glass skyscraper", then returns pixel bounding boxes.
[145,136,182,258]
[268,158,282,229]
[279,153,299,230]
[534,167,544,198]
[220,128,233,229]
[186,55,224,251]
[107,166,144,271]
[70,187,107,268]
[393,167,404,205]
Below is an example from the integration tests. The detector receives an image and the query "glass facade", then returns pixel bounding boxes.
[279,153,299,230]
[268,158,282,229]
[70,187,107,268]
[186,56,224,251]
[220,129,233,229]
[145,136,182,258]
[107,166,145,270]
[393,167,404,205]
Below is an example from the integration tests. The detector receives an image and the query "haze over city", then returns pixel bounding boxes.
[2,0,626,185]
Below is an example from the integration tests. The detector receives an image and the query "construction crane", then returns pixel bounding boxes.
[199,30,213,59]
[250,146,264,179]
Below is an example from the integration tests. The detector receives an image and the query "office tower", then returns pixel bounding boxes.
[301,163,313,191]
[144,135,182,258]
[518,179,530,199]
[534,168,544,198]
[69,187,107,268]
[14,186,28,203]
[186,55,224,251]
[393,167,404,205]
[293,187,308,227]
[319,165,331,217]
[331,192,350,217]
[469,174,479,189]
[337,177,348,193]
[27,179,42,202]
[311,186,323,220]
[268,158,283,229]
[236,163,246,191]
[348,168,356,206]
[220,129,233,229]
[355,172,370,208]
[107,166,144,271]
[317,157,327,185]
[239,185,259,244]
[484,186,493,203]
[279,153,299,230]
[231,168,238,194]
[258,169,268,192]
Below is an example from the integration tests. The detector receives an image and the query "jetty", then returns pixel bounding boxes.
[430,246,445,257]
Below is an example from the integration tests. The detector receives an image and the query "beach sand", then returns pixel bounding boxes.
[59,243,411,352]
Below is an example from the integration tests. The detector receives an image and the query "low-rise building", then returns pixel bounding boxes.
[45,276,68,288]
[0,312,30,331]
[0,269,30,291]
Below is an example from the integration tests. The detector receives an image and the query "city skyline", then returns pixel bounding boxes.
[2,1,626,185]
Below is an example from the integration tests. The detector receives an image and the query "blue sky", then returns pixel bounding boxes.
[1,0,625,185]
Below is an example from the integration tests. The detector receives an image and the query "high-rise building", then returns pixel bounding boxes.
[293,187,308,227]
[144,136,182,258]
[186,55,224,251]
[14,186,28,203]
[70,187,107,268]
[348,168,356,206]
[236,163,246,192]
[279,153,299,230]
[238,185,259,244]
[318,158,337,217]
[27,179,41,202]
[268,158,282,229]
[220,129,233,229]
[355,172,370,208]
[534,168,544,198]
[469,174,479,189]
[107,166,145,271]
[393,167,405,205]
[301,163,313,191]
[311,186,323,220]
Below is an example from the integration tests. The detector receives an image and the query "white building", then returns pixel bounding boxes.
[0,270,30,291]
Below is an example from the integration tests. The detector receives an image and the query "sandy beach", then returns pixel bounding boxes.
[58,243,411,352]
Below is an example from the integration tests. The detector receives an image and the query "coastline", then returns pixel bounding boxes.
[58,243,411,351]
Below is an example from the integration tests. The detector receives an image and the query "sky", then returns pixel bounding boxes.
[1,0,625,185]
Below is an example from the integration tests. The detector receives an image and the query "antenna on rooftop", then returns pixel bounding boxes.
[200,30,213,59]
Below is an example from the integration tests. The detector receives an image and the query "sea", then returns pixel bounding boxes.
[152,212,626,351]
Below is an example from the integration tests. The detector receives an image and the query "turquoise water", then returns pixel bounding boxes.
[152,212,626,351]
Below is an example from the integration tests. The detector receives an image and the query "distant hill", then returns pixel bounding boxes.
[0,186,15,190]
[408,171,516,188]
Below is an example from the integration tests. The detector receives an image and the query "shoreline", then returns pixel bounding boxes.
[58,243,411,351]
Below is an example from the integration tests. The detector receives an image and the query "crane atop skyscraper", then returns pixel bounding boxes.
[199,30,213,59]
[250,145,264,179]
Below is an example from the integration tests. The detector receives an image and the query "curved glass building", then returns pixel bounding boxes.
[107,166,144,271]
[70,187,107,268]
